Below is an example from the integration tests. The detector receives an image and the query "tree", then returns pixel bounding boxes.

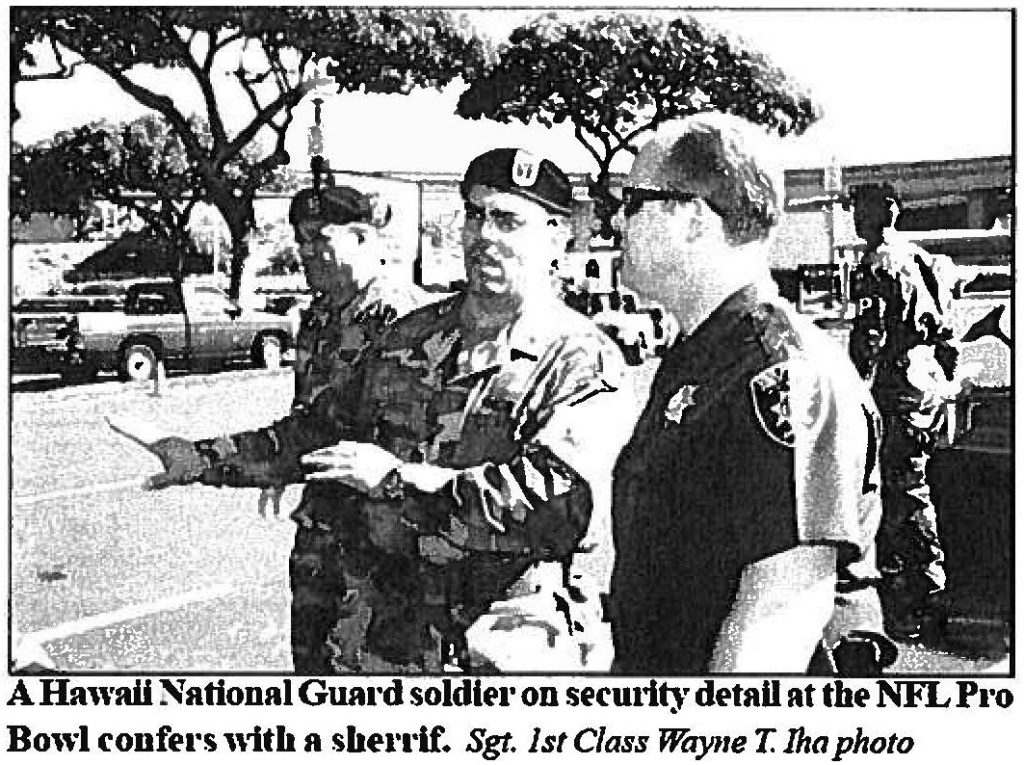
[13,8,485,297]
[11,131,114,241]
[457,12,820,242]
[11,115,299,272]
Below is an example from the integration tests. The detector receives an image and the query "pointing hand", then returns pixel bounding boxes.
[106,416,208,490]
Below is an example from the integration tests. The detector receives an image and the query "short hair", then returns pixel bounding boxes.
[633,113,781,245]
[288,185,382,229]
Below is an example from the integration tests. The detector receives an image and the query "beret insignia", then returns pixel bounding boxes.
[512,150,540,187]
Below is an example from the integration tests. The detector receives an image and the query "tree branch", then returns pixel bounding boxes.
[266,50,289,93]
[213,30,245,53]
[619,111,658,152]
[201,29,217,74]
[234,67,265,115]
[85,57,206,162]
[169,24,227,147]
[574,124,604,169]
[21,39,84,81]
[218,79,310,168]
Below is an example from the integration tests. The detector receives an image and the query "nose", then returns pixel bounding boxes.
[470,221,493,246]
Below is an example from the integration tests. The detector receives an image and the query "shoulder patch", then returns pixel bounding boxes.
[749,302,800,362]
[750,362,795,447]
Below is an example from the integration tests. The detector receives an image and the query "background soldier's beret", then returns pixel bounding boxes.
[460,148,573,216]
[289,185,387,228]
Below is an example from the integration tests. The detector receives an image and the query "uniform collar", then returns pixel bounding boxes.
[312,279,376,314]
[660,280,781,383]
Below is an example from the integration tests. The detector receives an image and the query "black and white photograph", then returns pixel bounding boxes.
[4,3,1015,759]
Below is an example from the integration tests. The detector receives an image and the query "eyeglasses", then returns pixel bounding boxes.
[294,223,367,247]
[620,187,711,219]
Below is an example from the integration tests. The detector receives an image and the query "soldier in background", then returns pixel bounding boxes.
[848,184,961,641]
[260,185,421,518]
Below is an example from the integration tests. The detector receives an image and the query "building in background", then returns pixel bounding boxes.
[12,155,1012,300]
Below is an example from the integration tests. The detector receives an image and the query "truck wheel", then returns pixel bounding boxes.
[120,343,157,382]
[254,334,283,369]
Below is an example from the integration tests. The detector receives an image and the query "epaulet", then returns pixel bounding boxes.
[748,302,801,365]
[377,294,459,348]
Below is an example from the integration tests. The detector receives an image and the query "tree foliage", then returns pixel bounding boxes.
[457,12,821,240]
[11,116,299,266]
[13,7,485,296]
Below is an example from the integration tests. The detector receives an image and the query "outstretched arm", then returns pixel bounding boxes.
[192,386,358,488]
[107,382,359,491]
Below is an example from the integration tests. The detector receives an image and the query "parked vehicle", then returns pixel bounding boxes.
[573,288,678,365]
[12,279,295,383]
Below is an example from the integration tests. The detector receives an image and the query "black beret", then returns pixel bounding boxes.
[288,185,376,228]
[460,148,572,216]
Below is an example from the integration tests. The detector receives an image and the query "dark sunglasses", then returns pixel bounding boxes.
[620,187,719,219]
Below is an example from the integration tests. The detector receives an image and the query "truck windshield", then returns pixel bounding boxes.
[125,283,183,315]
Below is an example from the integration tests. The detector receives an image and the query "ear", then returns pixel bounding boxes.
[683,199,706,244]
[685,198,723,244]
[547,217,571,251]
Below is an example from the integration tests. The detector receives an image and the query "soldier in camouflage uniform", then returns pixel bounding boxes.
[114,183,421,672]
[114,149,625,673]
[282,184,424,670]
[848,185,961,640]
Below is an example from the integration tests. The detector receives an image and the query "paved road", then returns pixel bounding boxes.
[9,365,1011,674]
[11,369,299,671]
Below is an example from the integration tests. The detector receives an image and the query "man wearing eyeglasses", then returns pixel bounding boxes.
[113,149,626,673]
[607,114,895,675]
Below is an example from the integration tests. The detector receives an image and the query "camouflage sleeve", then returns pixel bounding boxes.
[193,381,360,488]
[427,445,594,559]
[409,335,626,561]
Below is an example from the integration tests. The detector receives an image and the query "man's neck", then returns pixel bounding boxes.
[459,291,521,343]
[670,244,771,335]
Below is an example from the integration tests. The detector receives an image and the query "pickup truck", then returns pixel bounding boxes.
[12,279,295,383]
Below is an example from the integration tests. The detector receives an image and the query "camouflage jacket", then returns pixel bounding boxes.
[292,279,424,410]
[849,239,959,408]
[195,293,626,666]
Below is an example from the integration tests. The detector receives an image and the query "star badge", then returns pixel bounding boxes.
[664,384,699,424]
